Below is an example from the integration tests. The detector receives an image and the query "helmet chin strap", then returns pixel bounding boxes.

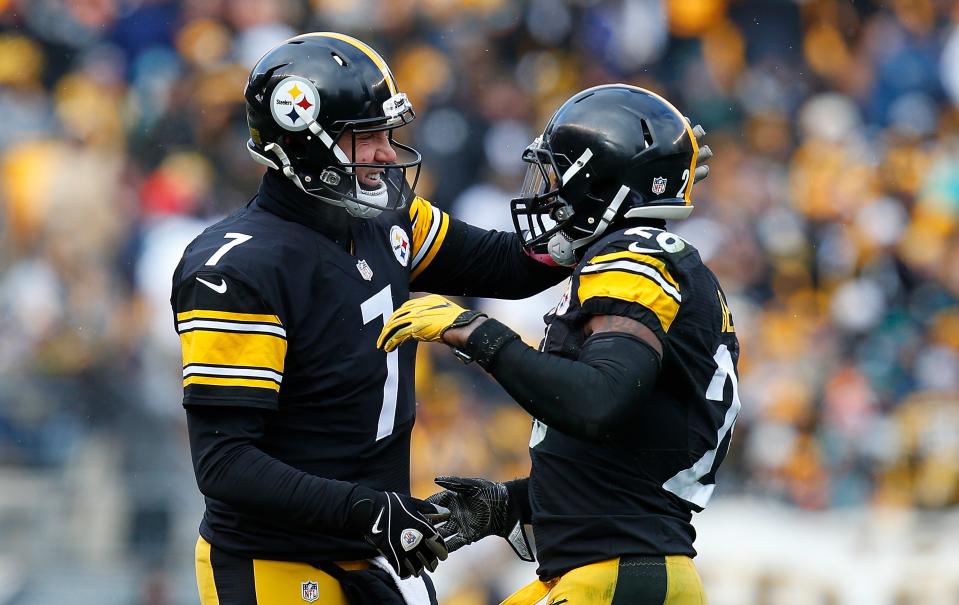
[344,181,388,219]
[260,142,387,219]
[547,232,577,267]
[547,185,630,266]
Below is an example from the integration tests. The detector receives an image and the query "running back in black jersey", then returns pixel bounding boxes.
[172,192,453,561]
[528,225,741,579]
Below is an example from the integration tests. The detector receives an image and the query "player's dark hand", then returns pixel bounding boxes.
[426,476,534,561]
[349,490,450,578]
[686,118,712,184]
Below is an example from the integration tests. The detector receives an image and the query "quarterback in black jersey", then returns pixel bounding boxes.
[379,85,737,604]
[172,33,569,605]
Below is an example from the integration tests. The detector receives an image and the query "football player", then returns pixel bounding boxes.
[378,84,738,604]
[173,33,575,605]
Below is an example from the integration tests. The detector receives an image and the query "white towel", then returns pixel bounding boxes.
[370,556,433,605]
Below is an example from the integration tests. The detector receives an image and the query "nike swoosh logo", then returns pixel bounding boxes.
[371,508,385,535]
[548,599,568,605]
[628,242,661,254]
[196,276,227,294]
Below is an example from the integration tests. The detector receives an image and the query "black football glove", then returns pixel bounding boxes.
[349,489,450,578]
[426,476,534,562]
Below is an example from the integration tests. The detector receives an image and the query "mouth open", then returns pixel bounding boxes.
[358,170,384,191]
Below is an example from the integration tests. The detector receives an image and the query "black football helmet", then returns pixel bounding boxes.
[245,32,421,218]
[511,84,701,265]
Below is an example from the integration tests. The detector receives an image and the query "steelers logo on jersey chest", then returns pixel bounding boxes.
[390,225,410,266]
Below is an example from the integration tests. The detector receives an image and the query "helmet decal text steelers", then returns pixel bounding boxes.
[270,76,321,132]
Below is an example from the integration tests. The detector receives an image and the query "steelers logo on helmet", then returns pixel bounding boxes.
[270,76,321,132]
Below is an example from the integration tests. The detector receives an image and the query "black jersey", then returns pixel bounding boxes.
[528,225,741,579]
[172,175,567,561]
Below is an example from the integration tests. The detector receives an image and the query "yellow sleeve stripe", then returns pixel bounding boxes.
[588,251,679,290]
[407,193,432,222]
[409,196,434,255]
[581,259,681,303]
[176,309,282,326]
[409,196,451,279]
[578,271,680,332]
[184,375,281,392]
[411,212,449,280]
[180,330,286,373]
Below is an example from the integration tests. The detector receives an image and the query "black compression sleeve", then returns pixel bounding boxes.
[186,406,368,536]
[503,477,532,524]
[461,320,662,442]
[411,219,569,298]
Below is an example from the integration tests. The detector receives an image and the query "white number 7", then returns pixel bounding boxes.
[205,233,252,266]
[361,285,399,441]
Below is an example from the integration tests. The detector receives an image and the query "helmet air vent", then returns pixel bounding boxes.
[331,52,347,67]
[640,119,654,149]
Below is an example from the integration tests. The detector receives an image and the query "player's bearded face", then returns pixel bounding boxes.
[337,129,397,190]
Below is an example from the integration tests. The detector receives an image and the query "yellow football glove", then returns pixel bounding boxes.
[377,294,486,353]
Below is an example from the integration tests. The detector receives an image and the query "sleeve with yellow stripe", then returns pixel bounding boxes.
[576,249,682,341]
[174,270,287,409]
[407,196,570,297]
[407,195,451,281]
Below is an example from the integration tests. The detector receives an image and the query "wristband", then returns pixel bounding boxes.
[461,318,521,369]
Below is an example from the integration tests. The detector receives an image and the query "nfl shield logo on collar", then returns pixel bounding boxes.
[356,259,373,281]
[651,176,667,195]
[301,580,319,602]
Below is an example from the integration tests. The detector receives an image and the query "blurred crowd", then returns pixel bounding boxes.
[1,0,958,603]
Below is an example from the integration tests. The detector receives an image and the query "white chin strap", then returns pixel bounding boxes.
[547,185,631,266]
[345,182,388,219]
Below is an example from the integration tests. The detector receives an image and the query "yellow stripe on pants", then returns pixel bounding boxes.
[500,556,706,605]
[194,536,365,605]
[500,558,618,605]
[195,538,220,605]
[665,555,708,604]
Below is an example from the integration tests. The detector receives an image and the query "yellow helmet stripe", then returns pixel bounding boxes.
[294,32,397,96]
[642,87,699,206]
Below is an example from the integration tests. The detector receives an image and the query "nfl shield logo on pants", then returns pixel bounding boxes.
[651,176,667,195]
[301,580,319,602]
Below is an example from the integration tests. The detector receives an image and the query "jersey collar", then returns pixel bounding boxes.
[256,169,355,251]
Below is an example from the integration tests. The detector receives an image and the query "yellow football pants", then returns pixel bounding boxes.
[501,555,706,605]
[195,536,366,605]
